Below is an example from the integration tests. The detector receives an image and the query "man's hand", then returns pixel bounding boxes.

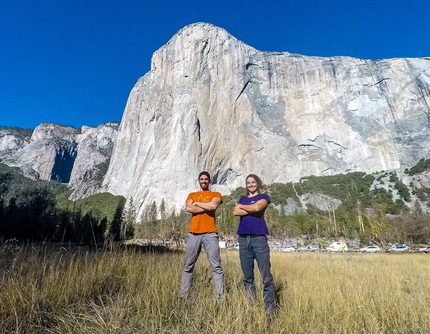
[185,199,205,214]
[185,198,221,214]
[194,197,221,212]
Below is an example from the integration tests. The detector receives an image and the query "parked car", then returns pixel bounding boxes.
[326,242,348,252]
[389,244,409,252]
[358,245,381,253]
[281,247,296,252]
[418,246,430,253]
[227,243,239,251]
[297,244,320,252]
[308,244,320,252]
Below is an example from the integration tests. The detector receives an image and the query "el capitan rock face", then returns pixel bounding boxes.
[101,22,430,217]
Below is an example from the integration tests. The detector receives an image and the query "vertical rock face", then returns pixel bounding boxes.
[0,128,31,154]
[2,123,78,181]
[68,123,119,199]
[102,22,430,218]
[2,23,430,218]
[0,123,118,198]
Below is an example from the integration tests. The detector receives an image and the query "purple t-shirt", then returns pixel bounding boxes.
[236,193,271,235]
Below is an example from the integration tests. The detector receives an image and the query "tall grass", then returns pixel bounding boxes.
[1,242,429,334]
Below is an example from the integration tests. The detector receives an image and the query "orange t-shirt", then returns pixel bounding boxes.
[187,190,222,234]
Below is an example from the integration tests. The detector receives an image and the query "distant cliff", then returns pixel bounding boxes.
[2,23,430,219]
[100,22,430,218]
[0,122,118,199]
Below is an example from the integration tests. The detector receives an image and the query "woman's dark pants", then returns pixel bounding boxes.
[239,235,276,314]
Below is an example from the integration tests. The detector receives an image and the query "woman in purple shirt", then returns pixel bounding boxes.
[233,174,276,317]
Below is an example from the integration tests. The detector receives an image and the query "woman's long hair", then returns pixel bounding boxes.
[245,174,264,195]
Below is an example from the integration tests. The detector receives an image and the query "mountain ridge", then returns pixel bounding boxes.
[103,22,430,217]
[2,22,430,218]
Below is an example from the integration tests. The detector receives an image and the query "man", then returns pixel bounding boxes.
[178,171,224,300]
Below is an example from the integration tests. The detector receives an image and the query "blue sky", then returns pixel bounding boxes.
[1,0,429,130]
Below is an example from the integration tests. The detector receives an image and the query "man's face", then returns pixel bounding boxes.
[199,175,210,190]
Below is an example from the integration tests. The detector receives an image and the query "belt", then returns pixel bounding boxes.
[239,234,265,238]
[189,232,217,235]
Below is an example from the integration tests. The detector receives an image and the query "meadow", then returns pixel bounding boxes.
[1,241,429,334]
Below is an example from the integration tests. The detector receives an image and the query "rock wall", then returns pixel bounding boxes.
[1,123,78,181]
[102,22,430,218]
[68,123,119,199]
[2,23,430,218]
[0,123,118,198]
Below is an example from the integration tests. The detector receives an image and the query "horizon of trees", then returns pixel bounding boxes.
[1,162,430,247]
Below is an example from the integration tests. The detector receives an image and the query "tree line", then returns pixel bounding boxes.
[0,164,128,245]
[137,171,430,246]
[1,161,430,246]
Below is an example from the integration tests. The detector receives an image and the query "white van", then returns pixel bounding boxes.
[326,241,348,252]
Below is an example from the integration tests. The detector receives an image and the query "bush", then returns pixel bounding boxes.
[407,158,430,175]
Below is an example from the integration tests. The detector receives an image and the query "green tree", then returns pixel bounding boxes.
[109,199,126,241]
[145,201,158,242]
[0,172,13,238]
[121,197,136,240]
[168,208,189,247]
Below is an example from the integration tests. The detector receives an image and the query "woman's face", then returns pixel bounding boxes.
[246,177,258,194]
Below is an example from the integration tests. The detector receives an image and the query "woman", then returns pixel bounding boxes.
[233,174,276,316]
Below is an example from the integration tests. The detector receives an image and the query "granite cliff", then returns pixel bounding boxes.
[0,123,118,198]
[100,22,430,218]
[2,23,430,218]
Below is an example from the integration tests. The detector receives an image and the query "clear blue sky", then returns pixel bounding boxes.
[1,0,429,130]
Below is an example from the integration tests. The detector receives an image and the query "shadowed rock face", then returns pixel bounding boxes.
[101,22,430,217]
[51,146,77,183]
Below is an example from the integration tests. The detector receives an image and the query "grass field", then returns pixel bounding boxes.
[1,241,429,334]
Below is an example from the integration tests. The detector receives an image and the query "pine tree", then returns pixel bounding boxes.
[109,199,125,241]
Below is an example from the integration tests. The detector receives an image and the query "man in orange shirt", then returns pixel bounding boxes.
[178,171,224,300]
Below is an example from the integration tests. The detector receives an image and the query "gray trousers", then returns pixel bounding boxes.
[179,232,224,300]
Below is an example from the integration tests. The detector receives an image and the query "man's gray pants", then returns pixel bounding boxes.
[179,232,224,300]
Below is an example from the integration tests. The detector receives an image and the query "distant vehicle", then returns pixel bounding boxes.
[389,244,409,252]
[358,245,381,253]
[227,243,239,250]
[308,244,320,252]
[281,247,296,252]
[418,246,430,253]
[326,242,348,252]
[296,244,320,252]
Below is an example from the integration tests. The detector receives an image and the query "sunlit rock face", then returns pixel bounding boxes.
[0,123,118,198]
[1,123,78,181]
[103,22,430,217]
[0,128,30,154]
[68,123,119,200]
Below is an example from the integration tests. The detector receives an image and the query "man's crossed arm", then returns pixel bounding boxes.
[186,197,222,214]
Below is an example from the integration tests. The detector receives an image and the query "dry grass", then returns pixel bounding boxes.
[1,242,429,334]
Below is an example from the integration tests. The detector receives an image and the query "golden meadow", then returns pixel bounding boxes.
[1,242,429,334]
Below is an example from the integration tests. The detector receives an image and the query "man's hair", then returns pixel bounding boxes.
[198,171,211,181]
